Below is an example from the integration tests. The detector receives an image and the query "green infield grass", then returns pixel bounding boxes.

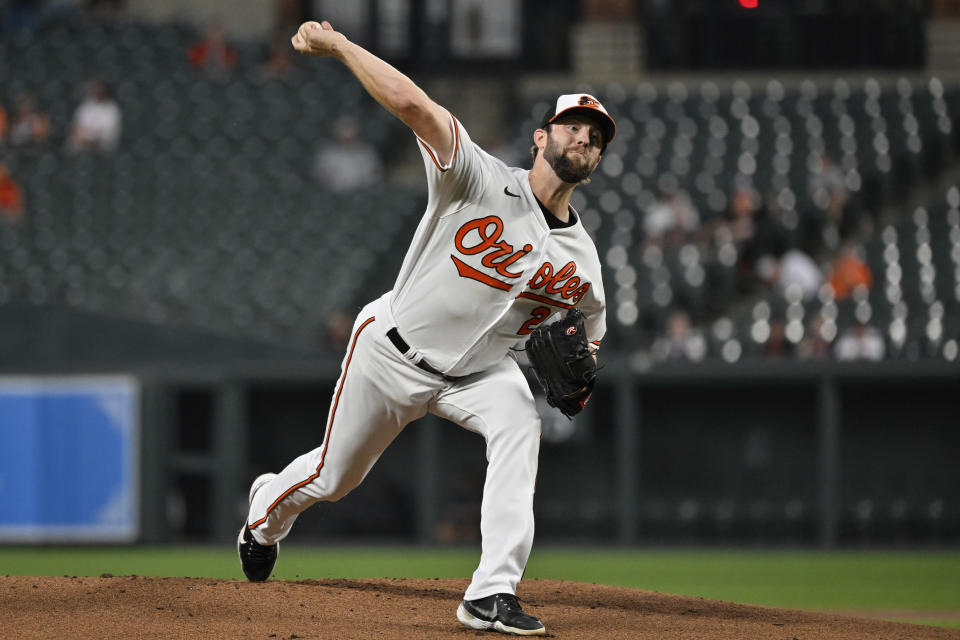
[1,546,957,627]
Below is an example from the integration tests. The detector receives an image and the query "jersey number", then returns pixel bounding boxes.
[518,306,551,335]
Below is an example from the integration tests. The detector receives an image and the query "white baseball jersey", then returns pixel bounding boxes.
[246,112,607,604]
[388,114,606,376]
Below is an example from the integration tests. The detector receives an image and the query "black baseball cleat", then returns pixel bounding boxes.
[237,473,279,582]
[456,593,546,636]
[237,526,277,581]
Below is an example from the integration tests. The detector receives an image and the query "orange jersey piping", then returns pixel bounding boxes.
[248,315,376,530]
[418,115,461,173]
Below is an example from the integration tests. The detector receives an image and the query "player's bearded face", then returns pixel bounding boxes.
[543,131,598,184]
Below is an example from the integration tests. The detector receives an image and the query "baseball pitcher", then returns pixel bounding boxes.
[238,19,615,637]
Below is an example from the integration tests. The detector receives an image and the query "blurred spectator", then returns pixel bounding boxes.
[8,94,51,147]
[808,153,847,213]
[725,184,759,245]
[66,80,122,154]
[763,318,795,359]
[274,0,307,31]
[0,162,24,224]
[0,102,8,143]
[834,320,885,361]
[324,309,353,352]
[808,152,849,248]
[651,309,706,362]
[797,315,834,360]
[725,184,769,293]
[259,31,296,78]
[313,116,384,191]
[827,241,872,300]
[643,179,700,246]
[188,24,238,73]
[758,246,823,302]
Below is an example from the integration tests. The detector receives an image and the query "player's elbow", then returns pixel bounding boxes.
[391,88,433,126]
[386,84,450,154]
[381,80,432,123]
[378,76,415,113]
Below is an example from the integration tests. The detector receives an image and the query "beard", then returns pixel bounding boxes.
[543,135,597,184]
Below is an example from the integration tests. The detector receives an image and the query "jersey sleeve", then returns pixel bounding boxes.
[416,113,488,212]
[581,276,606,349]
[586,310,606,349]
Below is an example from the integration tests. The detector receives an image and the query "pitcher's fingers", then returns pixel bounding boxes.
[298,21,319,42]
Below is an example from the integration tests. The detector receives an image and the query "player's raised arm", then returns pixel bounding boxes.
[292,20,454,165]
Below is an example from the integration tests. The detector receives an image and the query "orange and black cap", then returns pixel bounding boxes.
[539,93,617,149]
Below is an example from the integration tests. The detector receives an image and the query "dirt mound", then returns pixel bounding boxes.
[3,575,957,639]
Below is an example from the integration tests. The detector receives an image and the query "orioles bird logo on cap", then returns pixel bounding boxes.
[578,95,600,108]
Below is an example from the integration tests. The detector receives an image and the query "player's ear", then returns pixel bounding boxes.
[533,128,547,153]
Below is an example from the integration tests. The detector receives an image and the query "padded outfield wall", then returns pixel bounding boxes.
[1,359,956,546]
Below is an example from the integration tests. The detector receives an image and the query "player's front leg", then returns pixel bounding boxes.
[433,357,545,634]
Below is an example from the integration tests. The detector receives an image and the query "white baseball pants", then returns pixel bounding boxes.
[245,293,542,600]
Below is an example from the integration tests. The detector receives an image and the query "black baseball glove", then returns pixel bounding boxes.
[526,308,598,419]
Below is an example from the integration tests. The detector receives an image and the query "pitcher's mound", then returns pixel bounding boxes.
[3,575,957,639]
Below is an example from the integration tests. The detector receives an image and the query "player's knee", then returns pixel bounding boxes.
[520,414,542,442]
[316,470,366,502]
[326,478,361,501]
[487,412,541,452]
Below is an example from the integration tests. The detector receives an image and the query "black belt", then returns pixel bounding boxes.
[387,327,464,381]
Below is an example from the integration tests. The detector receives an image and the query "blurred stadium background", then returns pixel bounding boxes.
[0,0,958,552]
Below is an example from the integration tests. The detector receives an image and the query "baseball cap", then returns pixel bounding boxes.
[540,93,617,147]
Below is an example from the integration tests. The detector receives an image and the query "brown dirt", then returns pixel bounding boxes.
[2,575,958,639]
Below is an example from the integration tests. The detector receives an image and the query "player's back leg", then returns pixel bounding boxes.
[244,300,445,547]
